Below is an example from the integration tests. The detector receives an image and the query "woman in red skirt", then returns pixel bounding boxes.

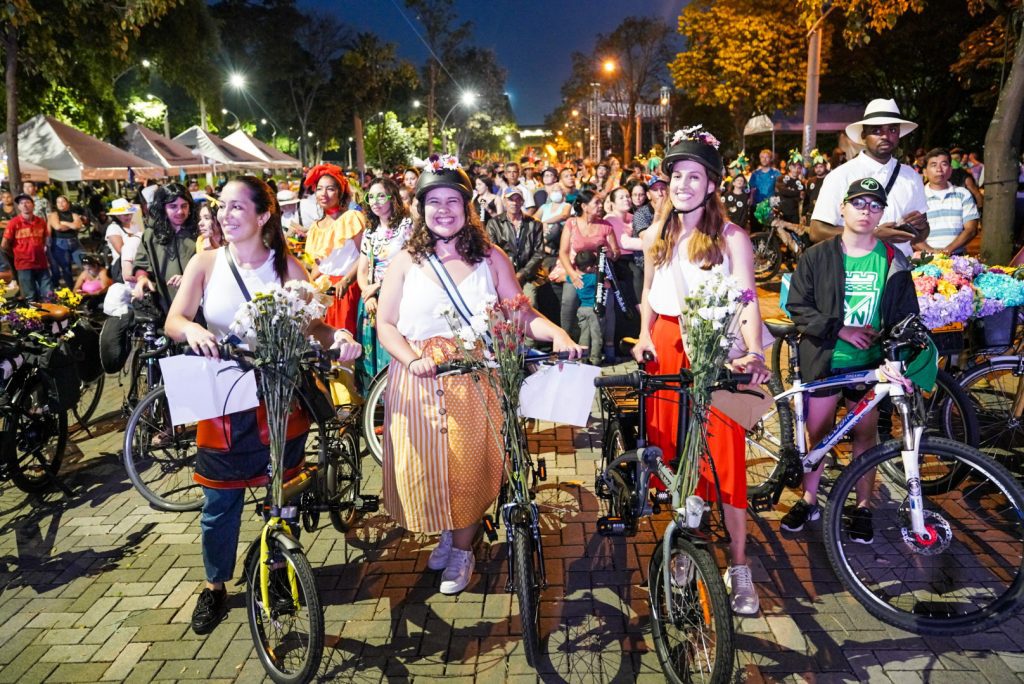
[632,129,770,616]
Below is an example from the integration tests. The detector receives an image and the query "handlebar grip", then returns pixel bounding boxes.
[725,372,754,386]
[139,334,173,360]
[594,371,641,388]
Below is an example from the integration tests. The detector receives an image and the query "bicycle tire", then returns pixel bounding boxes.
[744,375,794,498]
[600,419,640,534]
[328,428,360,533]
[5,369,67,494]
[511,520,542,668]
[750,232,781,283]
[877,369,979,491]
[362,370,387,466]
[649,535,734,684]
[955,357,1024,465]
[73,373,105,428]
[245,539,324,684]
[769,335,788,388]
[822,437,1024,635]
[123,387,204,512]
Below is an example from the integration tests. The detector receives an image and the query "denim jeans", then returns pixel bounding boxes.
[16,268,53,301]
[200,487,300,584]
[577,306,602,364]
[50,237,83,288]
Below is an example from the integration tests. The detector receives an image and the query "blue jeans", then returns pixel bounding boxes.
[50,237,83,288]
[200,487,300,584]
[16,268,53,301]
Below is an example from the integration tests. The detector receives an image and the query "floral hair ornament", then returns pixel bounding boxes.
[788,149,804,165]
[669,125,720,150]
[425,154,463,173]
[303,163,350,195]
[729,151,749,170]
[810,148,827,166]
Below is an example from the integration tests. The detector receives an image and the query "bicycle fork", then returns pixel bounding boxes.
[502,501,547,593]
[891,386,932,542]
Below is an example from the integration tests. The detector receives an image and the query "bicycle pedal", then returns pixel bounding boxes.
[482,515,499,542]
[748,491,776,514]
[594,475,610,499]
[596,516,627,536]
[536,458,547,481]
[358,495,379,513]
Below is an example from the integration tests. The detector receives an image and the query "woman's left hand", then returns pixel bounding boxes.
[727,354,771,385]
[551,332,586,361]
[167,274,183,288]
[330,330,362,362]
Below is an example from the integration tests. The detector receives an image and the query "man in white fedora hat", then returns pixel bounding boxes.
[810,98,930,256]
[105,198,143,282]
[277,189,303,236]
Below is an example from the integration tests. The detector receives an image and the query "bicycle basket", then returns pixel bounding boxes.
[972,306,1019,351]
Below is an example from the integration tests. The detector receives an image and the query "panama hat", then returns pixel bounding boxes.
[108,198,138,215]
[845,99,917,143]
[276,189,300,206]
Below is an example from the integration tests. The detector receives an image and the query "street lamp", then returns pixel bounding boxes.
[147,93,171,138]
[260,117,277,140]
[221,108,240,131]
[440,91,477,155]
[228,72,247,90]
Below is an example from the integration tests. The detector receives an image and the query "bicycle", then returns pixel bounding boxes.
[750,215,809,283]
[751,315,1024,635]
[955,353,1024,468]
[362,366,387,466]
[593,364,753,684]
[746,315,980,499]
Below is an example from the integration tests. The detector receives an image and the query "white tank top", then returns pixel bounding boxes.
[202,247,280,339]
[397,260,496,341]
[649,240,732,316]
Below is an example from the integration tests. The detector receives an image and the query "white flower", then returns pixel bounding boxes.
[712,320,723,331]
[697,307,713,320]
[469,313,488,335]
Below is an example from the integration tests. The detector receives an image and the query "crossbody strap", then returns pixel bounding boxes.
[884,161,901,196]
[426,254,493,347]
[224,247,252,302]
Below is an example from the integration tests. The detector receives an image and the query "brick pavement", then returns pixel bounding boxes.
[0,370,1023,683]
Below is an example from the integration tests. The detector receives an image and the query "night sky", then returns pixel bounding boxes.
[302,0,688,124]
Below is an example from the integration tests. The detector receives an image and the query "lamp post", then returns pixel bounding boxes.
[260,118,277,140]
[147,93,171,138]
[440,92,477,156]
[802,3,835,158]
[221,108,240,131]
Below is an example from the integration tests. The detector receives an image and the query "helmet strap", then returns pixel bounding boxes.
[429,227,464,244]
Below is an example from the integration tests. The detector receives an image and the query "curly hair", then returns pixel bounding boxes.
[406,196,491,265]
[148,182,198,245]
[362,176,410,231]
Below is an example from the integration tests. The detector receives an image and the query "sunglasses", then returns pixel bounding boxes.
[847,196,885,213]
[366,193,392,204]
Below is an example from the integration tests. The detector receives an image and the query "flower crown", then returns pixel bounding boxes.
[426,154,463,173]
[669,125,720,150]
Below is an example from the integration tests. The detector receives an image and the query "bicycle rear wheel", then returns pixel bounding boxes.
[823,437,1024,635]
[73,373,104,428]
[750,232,781,283]
[511,520,542,668]
[123,387,203,512]
[245,537,324,684]
[744,376,795,497]
[5,370,67,494]
[649,536,734,684]
[361,370,387,466]
[956,357,1024,467]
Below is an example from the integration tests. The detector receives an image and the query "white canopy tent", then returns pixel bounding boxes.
[173,126,267,172]
[223,130,301,170]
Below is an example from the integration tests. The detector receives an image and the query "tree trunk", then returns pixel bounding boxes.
[354,113,366,179]
[980,28,1024,265]
[4,25,21,193]
[427,61,437,155]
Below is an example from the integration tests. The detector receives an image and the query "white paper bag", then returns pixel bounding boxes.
[158,355,259,426]
[518,362,601,427]
[318,240,359,277]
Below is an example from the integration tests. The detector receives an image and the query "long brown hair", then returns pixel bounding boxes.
[231,175,291,283]
[406,195,491,265]
[649,172,727,269]
[362,176,410,231]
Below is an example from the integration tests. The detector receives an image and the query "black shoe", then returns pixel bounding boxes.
[780,499,821,532]
[191,587,227,635]
[270,568,297,616]
[847,506,874,544]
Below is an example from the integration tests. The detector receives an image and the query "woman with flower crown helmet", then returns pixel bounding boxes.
[376,154,584,595]
[632,127,771,616]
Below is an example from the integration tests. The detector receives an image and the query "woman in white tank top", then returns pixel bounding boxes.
[633,130,770,617]
[164,176,360,635]
[375,161,582,596]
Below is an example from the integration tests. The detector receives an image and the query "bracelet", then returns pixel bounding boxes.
[747,351,765,361]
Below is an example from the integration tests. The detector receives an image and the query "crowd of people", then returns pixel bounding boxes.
[0,97,979,635]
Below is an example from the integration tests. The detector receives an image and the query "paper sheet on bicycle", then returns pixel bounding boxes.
[318,240,359,277]
[518,363,600,427]
[158,356,259,425]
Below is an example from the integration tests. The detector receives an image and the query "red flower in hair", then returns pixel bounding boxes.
[303,163,349,195]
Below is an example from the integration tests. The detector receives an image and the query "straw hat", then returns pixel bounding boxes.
[108,198,138,215]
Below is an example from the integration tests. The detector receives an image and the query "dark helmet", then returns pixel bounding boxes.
[661,128,724,179]
[414,156,473,202]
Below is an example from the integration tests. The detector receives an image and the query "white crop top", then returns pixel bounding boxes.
[397,260,496,341]
[202,247,279,340]
[648,242,731,316]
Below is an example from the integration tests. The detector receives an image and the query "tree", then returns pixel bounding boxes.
[671,0,822,141]
[364,112,417,172]
[2,0,182,190]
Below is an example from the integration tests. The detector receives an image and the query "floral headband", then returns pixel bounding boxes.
[669,125,720,150]
[425,154,463,173]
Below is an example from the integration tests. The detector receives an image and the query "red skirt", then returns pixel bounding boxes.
[324,275,360,333]
[646,314,747,508]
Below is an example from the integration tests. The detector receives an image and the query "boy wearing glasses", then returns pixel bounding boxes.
[781,178,920,541]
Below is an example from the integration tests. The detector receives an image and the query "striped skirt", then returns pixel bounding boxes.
[382,336,504,533]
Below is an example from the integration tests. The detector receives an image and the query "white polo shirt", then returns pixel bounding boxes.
[811,151,929,256]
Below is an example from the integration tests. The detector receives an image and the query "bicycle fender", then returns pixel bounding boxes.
[268,526,303,553]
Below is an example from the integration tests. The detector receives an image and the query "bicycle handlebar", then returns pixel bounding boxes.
[594,368,755,390]
[139,333,172,360]
[436,349,585,377]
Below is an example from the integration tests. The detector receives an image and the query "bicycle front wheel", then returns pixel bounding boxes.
[823,437,1024,635]
[5,370,67,494]
[123,387,204,512]
[245,538,324,684]
[511,520,542,667]
[362,370,387,466]
[328,428,360,533]
[649,536,734,684]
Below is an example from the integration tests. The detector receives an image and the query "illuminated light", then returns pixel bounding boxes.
[228,72,247,89]
[460,91,477,106]
[141,59,151,68]
[602,59,617,74]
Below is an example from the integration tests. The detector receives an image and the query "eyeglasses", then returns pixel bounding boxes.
[366,193,391,204]
[848,196,885,213]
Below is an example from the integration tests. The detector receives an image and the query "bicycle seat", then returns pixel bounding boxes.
[764,316,797,339]
[32,302,70,322]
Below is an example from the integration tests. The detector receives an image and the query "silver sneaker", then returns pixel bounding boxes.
[439,547,475,595]
[427,530,453,571]
[723,564,760,616]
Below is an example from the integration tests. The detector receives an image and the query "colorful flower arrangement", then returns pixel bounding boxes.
[426,153,462,173]
[51,287,83,309]
[670,125,720,150]
[1,307,44,333]
[912,254,1024,329]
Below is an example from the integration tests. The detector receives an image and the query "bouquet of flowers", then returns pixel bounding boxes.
[912,255,1024,328]
[676,270,755,500]
[229,280,326,502]
[1,307,44,334]
[51,287,83,309]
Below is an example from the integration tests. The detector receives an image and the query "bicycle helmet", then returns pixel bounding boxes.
[414,154,473,202]
[661,126,723,178]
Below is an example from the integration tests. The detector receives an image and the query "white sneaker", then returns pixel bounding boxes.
[439,547,475,595]
[427,530,453,571]
[723,565,760,616]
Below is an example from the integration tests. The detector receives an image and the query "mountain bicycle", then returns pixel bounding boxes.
[593,364,753,684]
[751,315,1024,635]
